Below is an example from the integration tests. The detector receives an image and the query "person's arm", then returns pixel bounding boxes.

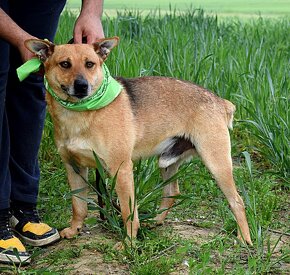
[73,0,104,44]
[0,8,36,61]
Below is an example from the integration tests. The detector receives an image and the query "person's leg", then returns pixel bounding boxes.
[0,0,31,264]
[5,0,66,248]
[7,0,66,204]
[0,31,10,210]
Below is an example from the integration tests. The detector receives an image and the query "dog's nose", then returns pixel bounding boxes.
[74,78,89,98]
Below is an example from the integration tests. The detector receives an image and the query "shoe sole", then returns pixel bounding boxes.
[13,229,60,247]
[0,252,31,265]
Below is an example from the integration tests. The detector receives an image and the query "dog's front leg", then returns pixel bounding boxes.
[60,164,88,239]
[113,160,139,239]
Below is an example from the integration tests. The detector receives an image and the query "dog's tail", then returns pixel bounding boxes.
[223,99,236,130]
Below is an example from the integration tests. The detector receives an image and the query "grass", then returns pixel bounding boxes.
[1,8,289,274]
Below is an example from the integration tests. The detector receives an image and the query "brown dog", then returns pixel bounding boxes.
[25,37,252,245]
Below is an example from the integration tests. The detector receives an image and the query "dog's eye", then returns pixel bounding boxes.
[59,61,71,69]
[85,61,95,69]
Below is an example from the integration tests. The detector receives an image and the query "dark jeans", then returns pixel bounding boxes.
[0,0,66,209]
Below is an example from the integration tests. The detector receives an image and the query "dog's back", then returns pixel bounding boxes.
[117,76,234,122]
[116,76,235,160]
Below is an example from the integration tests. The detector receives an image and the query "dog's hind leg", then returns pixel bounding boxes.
[60,164,88,239]
[155,137,196,224]
[195,127,252,245]
[155,162,180,224]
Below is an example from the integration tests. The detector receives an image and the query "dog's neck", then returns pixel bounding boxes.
[44,63,123,112]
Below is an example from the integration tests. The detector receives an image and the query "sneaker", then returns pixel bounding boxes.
[10,201,60,247]
[0,208,30,264]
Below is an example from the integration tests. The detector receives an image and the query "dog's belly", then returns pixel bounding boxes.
[132,136,196,168]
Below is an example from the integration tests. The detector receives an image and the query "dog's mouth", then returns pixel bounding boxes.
[61,84,69,93]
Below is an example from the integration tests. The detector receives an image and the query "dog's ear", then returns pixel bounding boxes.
[25,39,55,62]
[93,37,119,61]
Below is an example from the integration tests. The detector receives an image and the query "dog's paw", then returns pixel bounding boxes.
[113,238,137,251]
[142,216,165,229]
[155,219,165,226]
[60,227,80,239]
[113,241,125,251]
[153,215,166,226]
[237,234,253,246]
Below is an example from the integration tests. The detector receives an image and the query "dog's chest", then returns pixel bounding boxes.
[58,136,96,167]
[54,117,97,167]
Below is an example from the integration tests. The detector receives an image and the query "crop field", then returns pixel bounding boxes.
[1,6,289,275]
[67,0,290,17]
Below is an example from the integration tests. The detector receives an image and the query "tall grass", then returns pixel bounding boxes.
[53,9,289,179]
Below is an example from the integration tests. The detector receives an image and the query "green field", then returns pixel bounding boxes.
[67,0,290,17]
[1,7,289,275]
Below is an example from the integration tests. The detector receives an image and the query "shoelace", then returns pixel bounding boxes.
[12,207,40,225]
[0,213,13,240]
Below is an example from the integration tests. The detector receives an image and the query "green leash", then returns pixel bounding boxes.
[17,58,123,112]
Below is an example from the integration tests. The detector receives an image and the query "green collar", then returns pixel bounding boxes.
[17,58,123,112]
[44,64,123,111]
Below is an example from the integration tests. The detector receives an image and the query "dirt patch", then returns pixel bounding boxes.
[59,220,218,274]
[167,221,219,275]
[67,249,127,275]
[270,232,289,254]
[171,223,217,242]
[165,219,219,243]
[267,231,290,272]
[28,222,129,275]
[167,221,290,274]
[2,218,288,274]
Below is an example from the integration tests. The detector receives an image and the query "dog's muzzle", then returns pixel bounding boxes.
[73,76,89,99]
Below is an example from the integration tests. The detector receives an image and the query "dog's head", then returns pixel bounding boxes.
[25,37,119,101]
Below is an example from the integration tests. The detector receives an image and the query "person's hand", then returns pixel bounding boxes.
[17,35,37,61]
[0,8,38,61]
[73,0,104,44]
[74,13,104,44]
